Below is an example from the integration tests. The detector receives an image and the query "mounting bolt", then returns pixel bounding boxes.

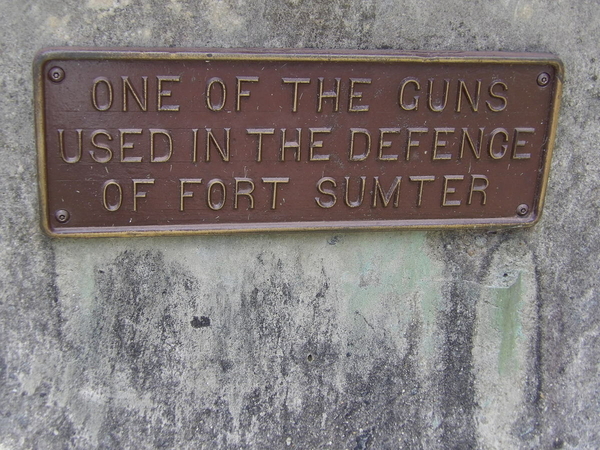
[55,209,70,223]
[537,72,550,87]
[517,204,529,216]
[48,67,65,83]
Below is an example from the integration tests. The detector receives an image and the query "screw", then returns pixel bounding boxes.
[48,67,65,83]
[537,72,550,87]
[517,204,529,216]
[55,209,70,223]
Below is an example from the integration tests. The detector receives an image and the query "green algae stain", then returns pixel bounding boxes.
[495,273,523,376]
[343,232,438,311]
[338,232,442,357]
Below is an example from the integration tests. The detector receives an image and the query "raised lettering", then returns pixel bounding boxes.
[132,178,155,211]
[349,128,371,161]
[234,178,255,210]
[456,79,481,112]
[281,128,301,162]
[90,129,113,163]
[122,76,148,112]
[406,128,428,161]
[192,128,199,163]
[373,176,402,208]
[92,77,113,111]
[315,177,337,208]
[282,77,310,112]
[427,79,449,112]
[207,179,226,210]
[247,128,275,162]
[317,77,341,112]
[486,81,508,112]
[432,128,455,160]
[460,127,485,159]
[468,175,489,205]
[206,128,231,162]
[512,127,535,159]
[348,78,371,112]
[236,76,259,111]
[378,128,401,161]
[309,127,331,161]
[157,76,180,111]
[206,77,227,111]
[102,180,122,212]
[409,175,435,207]
[488,128,509,159]
[262,177,289,209]
[399,78,420,111]
[442,175,464,206]
[344,176,366,208]
[150,129,173,163]
[120,129,143,162]
[58,129,82,163]
[180,178,202,211]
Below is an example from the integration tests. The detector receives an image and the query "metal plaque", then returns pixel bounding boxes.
[34,49,562,237]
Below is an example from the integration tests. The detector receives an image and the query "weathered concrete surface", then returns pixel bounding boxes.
[0,0,598,448]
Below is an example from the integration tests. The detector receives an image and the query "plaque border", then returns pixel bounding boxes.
[33,48,563,237]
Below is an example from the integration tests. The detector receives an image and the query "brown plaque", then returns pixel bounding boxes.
[34,48,562,237]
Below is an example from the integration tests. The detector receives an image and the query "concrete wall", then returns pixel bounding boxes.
[1,1,598,448]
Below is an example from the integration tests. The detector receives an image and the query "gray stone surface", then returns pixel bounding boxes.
[0,0,598,448]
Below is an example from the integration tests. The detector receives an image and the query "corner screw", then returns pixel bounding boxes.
[48,67,65,83]
[517,204,529,216]
[55,209,70,223]
[537,72,550,87]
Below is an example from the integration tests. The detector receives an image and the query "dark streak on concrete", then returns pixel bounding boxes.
[513,249,545,443]
[433,232,483,449]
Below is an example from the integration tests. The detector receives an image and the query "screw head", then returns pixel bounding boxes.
[537,72,550,87]
[55,209,70,223]
[517,204,529,216]
[48,67,65,83]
